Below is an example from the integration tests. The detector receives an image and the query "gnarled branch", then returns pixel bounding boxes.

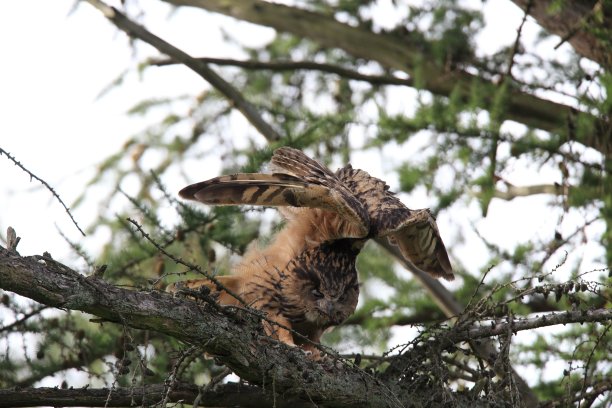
[0,383,310,408]
[0,245,444,407]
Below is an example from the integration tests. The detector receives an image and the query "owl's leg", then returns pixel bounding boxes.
[259,310,296,347]
[299,329,324,360]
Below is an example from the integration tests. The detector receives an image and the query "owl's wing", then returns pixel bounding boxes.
[386,209,454,280]
[179,148,370,238]
[336,165,454,280]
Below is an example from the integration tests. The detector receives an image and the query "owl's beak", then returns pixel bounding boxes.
[325,301,334,317]
[317,299,335,319]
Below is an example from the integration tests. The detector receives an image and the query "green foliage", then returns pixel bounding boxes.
[398,164,425,192]
[2,1,610,406]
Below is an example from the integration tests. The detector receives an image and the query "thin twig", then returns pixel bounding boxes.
[553,0,603,50]
[0,147,85,236]
[126,217,249,307]
[579,322,611,405]
[151,56,414,87]
[506,0,532,79]
[193,367,232,408]
[0,305,50,333]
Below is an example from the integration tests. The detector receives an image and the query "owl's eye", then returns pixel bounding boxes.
[339,292,348,301]
[311,289,324,298]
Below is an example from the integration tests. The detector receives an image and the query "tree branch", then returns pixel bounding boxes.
[457,309,611,342]
[162,0,610,156]
[151,56,414,87]
[0,244,462,408]
[510,0,612,70]
[0,148,85,236]
[0,382,311,408]
[84,0,282,142]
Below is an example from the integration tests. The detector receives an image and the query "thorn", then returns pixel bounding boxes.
[6,226,21,252]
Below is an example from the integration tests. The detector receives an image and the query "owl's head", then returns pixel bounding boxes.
[284,239,361,327]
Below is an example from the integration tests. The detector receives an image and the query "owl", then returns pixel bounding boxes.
[171,147,453,356]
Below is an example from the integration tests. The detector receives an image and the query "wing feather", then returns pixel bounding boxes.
[179,147,453,280]
[336,165,454,280]
[179,172,369,238]
[387,209,454,280]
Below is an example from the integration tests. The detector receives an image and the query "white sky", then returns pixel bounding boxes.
[0,0,273,259]
[0,0,607,389]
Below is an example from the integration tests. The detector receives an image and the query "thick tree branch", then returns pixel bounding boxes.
[0,244,469,408]
[0,383,311,408]
[3,235,610,408]
[510,0,612,70]
[162,0,610,156]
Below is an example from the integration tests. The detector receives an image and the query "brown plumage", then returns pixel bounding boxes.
[170,147,453,356]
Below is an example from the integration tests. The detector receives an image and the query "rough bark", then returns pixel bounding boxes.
[0,245,479,407]
[511,0,612,70]
[0,383,312,408]
[2,243,611,407]
[162,0,610,156]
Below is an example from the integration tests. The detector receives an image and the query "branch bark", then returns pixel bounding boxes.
[162,0,610,156]
[0,383,311,408]
[2,241,610,407]
[510,0,612,70]
[0,245,469,408]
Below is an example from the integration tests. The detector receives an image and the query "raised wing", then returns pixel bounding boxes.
[336,165,454,280]
[179,148,370,238]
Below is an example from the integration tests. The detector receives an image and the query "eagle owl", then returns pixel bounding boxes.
[171,147,453,356]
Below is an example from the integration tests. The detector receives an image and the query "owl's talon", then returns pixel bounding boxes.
[320,354,345,370]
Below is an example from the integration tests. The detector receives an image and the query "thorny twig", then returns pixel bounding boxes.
[0,147,85,236]
[505,0,532,79]
[193,367,232,408]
